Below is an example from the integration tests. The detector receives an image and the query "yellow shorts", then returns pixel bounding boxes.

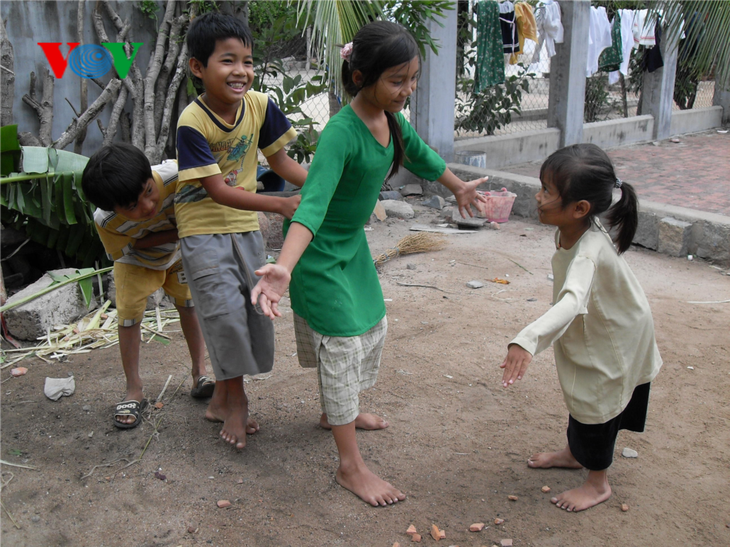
[114,260,193,326]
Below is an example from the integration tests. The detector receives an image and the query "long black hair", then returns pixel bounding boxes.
[540,143,638,254]
[341,20,420,180]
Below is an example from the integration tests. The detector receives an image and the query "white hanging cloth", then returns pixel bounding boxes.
[632,9,656,46]
[586,6,612,77]
[531,0,564,63]
[609,9,637,85]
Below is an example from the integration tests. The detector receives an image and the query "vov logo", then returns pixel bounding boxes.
[38,42,142,79]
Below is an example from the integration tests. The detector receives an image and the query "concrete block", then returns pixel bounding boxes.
[657,216,692,256]
[691,220,730,264]
[400,184,423,197]
[379,190,402,201]
[634,211,659,250]
[454,150,487,168]
[4,269,97,341]
[380,199,415,219]
[452,208,487,228]
[422,195,445,210]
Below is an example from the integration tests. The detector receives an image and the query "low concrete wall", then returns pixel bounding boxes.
[455,108,723,172]
[446,163,730,266]
[453,128,560,170]
[583,115,654,149]
[670,106,723,136]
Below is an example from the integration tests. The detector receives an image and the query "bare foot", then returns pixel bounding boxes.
[220,413,249,450]
[336,463,406,507]
[528,446,583,469]
[320,413,389,431]
[551,470,611,512]
[206,407,259,434]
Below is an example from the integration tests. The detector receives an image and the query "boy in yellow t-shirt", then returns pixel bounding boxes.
[176,12,308,449]
[82,143,212,429]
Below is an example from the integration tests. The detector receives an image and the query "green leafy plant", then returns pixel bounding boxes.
[137,0,159,21]
[1,141,105,267]
[584,74,611,123]
[455,64,536,136]
[250,3,326,164]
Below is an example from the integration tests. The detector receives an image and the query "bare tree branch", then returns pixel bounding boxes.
[0,17,15,127]
[75,0,88,154]
[103,84,128,146]
[54,78,121,150]
[153,41,189,163]
[143,0,178,158]
[21,68,54,146]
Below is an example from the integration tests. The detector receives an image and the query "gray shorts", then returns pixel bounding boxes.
[293,313,387,426]
[180,232,274,380]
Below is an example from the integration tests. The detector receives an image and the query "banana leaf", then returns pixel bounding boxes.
[0,146,106,266]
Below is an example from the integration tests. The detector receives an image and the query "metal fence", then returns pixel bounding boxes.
[264,13,718,148]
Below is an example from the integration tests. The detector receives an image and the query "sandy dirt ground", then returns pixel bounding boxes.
[2,206,729,547]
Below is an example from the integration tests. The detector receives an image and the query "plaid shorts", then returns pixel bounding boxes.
[293,313,388,426]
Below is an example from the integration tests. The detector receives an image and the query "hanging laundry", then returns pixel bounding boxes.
[509,2,538,65]
[609,9,637,84]
[586,5,612,77]
[475,0,506,91]
[500,1,520,54]
[642,20,663,73]
[598,11,623,74]
[531,0,564,64]
[633,9,657,46]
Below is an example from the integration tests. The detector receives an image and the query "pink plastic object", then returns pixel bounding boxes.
[477,187,516,223]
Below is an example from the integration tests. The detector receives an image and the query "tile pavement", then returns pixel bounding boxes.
[503,130,730,218]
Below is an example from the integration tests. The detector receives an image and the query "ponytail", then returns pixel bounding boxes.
[606,181,639,254]
[541,143,639,254]
[385,111,405,180]
[340,20,419,181]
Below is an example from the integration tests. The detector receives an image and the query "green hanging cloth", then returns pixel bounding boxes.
[599,12,623,73]
[475,0,505,92]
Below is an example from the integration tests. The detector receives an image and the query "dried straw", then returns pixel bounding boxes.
[373,233,447,267]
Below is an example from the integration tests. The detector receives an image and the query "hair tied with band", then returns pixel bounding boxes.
[340,42,353,61]
[615,178,623,189]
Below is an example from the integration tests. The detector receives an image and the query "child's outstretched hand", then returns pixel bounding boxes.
[500,344,532,387]
[454,177,489,218]
[278,194,301,220]
[251,264,291,319]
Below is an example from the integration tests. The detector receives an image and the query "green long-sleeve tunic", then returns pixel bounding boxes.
[285,105,446,336]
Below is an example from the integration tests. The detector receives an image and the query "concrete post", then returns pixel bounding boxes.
[410,2,458,162]
[547,0,590,147]
[639,23,678,140]
[713,73,730,125]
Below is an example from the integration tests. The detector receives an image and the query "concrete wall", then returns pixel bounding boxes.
[669,106,724,136]
[583,115,654,149]
[1,1,157,155]
[447,162,730,266]
[453,129,560,169]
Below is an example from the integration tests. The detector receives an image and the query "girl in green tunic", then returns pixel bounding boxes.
[251,21,487,507]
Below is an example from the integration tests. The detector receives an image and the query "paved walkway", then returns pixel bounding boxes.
[504,130,730,217]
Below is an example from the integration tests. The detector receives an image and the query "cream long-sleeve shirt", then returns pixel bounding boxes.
[510,219,662,424]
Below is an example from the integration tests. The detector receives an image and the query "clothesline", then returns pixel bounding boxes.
[473,1,666,92]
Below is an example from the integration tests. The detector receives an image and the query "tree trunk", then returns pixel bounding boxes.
[0,18,15,127]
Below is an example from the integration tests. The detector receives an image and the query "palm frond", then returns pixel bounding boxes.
[652,0,730,84]
[295,0,382,101]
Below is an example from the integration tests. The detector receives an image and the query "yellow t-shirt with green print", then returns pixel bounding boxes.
[175,91,296,238]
